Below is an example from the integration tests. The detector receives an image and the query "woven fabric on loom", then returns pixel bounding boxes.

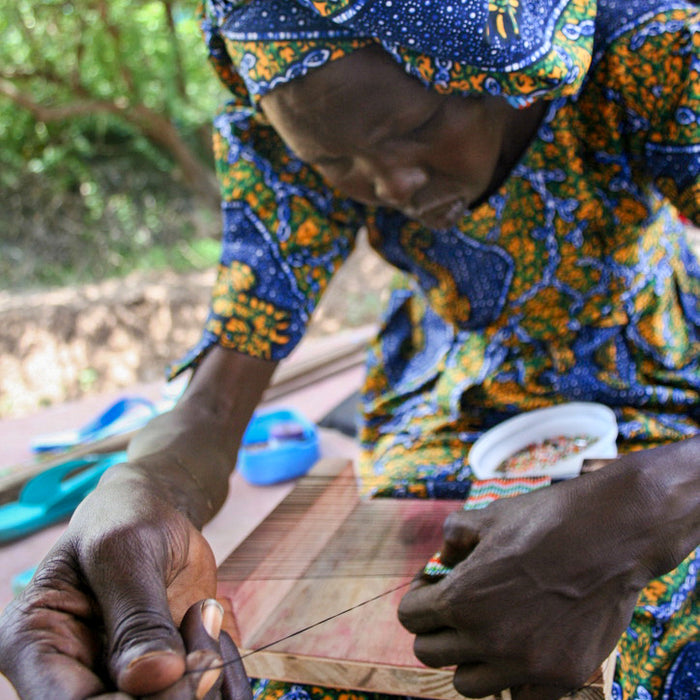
[463,477,552,510]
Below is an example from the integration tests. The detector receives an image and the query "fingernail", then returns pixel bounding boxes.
[196,658,223,699]
[125,648,179,671]
[120,649,183,695]
[201,598,224,641]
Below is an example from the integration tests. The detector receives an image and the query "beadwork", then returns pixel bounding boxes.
[423,552,453,578]
[496,435,597,476]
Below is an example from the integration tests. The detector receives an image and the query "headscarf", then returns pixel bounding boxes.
[201,0,597,108]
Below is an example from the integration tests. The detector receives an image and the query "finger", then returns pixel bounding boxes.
[453,662,521,699]
[440,509,484,567]
[8,653,108,700]
[412,628,483,668]
[143,601,228,700]
[181,600,227,699]
[187,651,225,700]
[180,600,252,700]
[143,650,223,700]
[512,683,573,700]
[84,552,188,696]
[397,577,454,633]
[220,632,254,700]
[181,599,225,653]
[204,596,252,699]
[0,556,110,700]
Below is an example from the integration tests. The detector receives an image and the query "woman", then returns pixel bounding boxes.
[0,1,697,698]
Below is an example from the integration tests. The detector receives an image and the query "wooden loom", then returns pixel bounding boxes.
[217,459,615,700]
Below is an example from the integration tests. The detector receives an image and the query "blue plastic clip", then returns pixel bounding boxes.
[237,408,319,486]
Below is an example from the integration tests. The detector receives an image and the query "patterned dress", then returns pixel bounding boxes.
[171,1,699,697]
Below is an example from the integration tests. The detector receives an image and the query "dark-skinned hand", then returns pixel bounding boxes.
[0,468,252,700]
[398,459,662,700]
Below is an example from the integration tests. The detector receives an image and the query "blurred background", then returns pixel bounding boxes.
[1,1,695,421]
[0,0,393,419]
[1,0,223,289]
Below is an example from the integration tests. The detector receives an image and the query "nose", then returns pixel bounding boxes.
[365,159,428,208]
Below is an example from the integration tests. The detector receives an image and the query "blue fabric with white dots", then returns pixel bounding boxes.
[662,643,700,700]
[216,0,573,68]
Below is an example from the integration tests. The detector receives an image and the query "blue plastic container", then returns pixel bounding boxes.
[237,408,319,485]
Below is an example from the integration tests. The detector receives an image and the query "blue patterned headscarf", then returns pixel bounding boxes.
[202,0,597,108]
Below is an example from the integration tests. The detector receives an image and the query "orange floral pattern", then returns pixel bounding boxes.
[201,0,595,108]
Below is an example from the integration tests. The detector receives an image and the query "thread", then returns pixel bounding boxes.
[189,580,413,674]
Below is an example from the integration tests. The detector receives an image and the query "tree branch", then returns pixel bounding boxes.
[162,0,188,100]
[0,79,120,121]
[129,104,219,204]
[0,79,219,205]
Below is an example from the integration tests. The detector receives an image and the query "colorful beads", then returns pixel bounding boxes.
[423,552,453,579]
[464,476,551,509]
[496,435,597,476]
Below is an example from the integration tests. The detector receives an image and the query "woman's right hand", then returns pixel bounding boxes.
[0,463,251,700]
[0,349,279,698]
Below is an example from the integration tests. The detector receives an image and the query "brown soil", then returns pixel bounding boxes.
[0,234,395,418]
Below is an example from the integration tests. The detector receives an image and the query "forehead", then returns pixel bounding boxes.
[260,46,440,154]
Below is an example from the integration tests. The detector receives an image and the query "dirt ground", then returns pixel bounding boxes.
[0,232,395,419]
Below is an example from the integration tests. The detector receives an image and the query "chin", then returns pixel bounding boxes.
[412,200,468,229]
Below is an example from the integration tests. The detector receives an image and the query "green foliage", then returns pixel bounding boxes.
[1,0,223,167]
[0,0,228,289]
[0,151,223,288]
[2,0,221,117]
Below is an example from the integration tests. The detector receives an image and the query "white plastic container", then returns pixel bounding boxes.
[469,402,618,480]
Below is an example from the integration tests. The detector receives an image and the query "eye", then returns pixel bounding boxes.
[408,102,445,138]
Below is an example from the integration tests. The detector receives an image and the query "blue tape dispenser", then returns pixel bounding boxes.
[237,408,319,485]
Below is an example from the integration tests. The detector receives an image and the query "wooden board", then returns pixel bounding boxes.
[217,460,613,700]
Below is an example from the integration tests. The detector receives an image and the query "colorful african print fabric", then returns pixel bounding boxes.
[661,641,700,700]
[614,549,699,700]
[171,1,700,698]
[203,0,596,108]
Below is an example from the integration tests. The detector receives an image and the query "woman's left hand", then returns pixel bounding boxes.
[397,440,700,700]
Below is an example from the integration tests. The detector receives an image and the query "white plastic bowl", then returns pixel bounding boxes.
[469,402,618,480]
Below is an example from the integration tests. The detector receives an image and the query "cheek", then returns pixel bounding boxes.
[430,123,502,183]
